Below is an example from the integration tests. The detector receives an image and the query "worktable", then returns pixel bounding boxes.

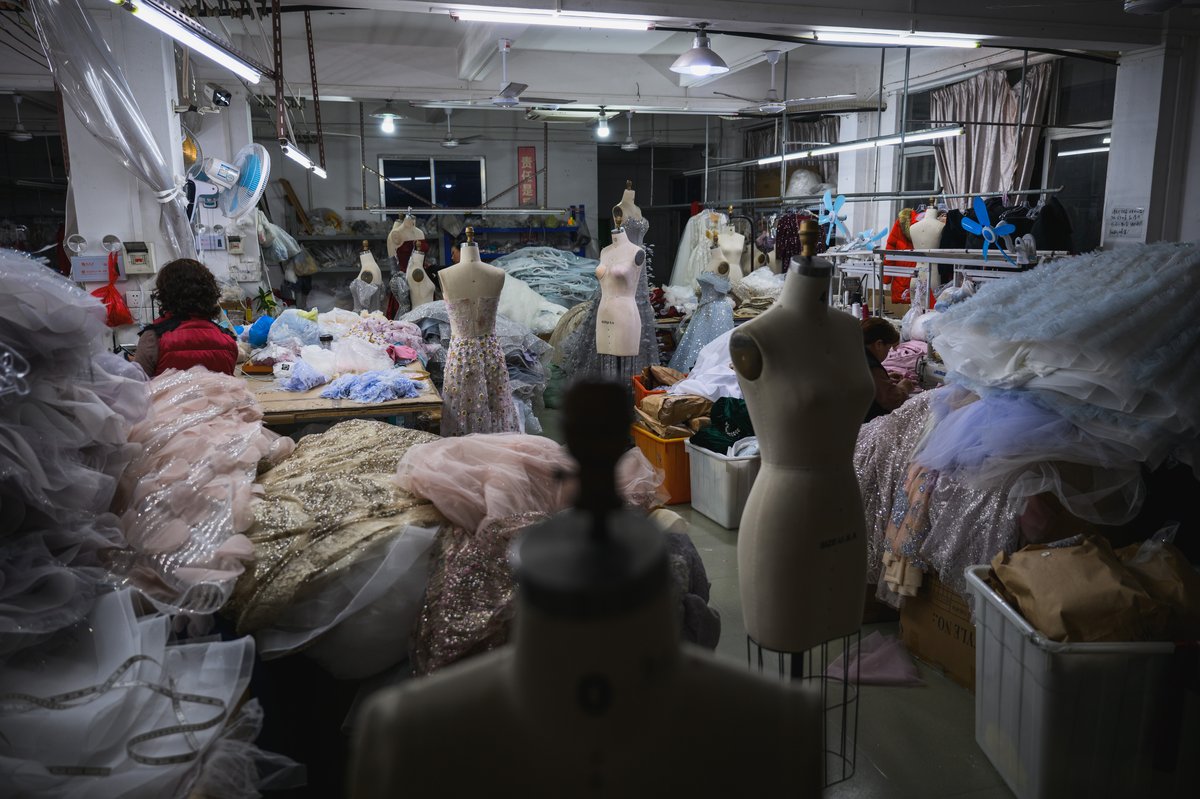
[241,368,442,427]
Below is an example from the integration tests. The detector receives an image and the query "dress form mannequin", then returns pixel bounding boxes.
[705,231,743,285]
[909,210,945,303]
[730,221,874,654]
[595,219,644,357]
[439,232,505,302]
[349,240,384,313]
[357,240,382,285]
[612,180,642,224]
[350,383,820,798]
[388,213,425,269]
[407,250,436,309]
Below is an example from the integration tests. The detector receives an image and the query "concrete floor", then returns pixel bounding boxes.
[673,503,1014,799]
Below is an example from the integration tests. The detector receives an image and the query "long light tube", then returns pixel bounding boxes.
[815,31,979,48]
[756,125,963,166]
[451,9,652,30]
[280,140,326,178]
[111,0,263,84]
[1058,146,1110,157]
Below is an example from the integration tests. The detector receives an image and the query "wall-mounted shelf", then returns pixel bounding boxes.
[441,206,588,263]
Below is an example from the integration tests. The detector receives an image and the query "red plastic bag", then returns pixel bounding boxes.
[90,251,134,327]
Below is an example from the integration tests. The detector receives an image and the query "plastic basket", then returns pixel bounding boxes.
[630,423,690,505]
[632,375,666,408]
[684,441,759,528]
[962,566,1196,799]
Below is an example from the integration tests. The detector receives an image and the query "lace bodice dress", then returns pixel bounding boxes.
[441,296,520,436]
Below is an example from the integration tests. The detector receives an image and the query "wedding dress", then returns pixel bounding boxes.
[440,296,521,436]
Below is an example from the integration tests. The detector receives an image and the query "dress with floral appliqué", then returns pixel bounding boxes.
[441,295,520,436]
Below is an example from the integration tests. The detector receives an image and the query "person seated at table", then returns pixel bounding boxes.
[133,258,237,377]
[862,316,913,423]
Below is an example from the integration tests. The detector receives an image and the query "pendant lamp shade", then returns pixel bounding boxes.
[370,101,405,121]
[670,27,729,76]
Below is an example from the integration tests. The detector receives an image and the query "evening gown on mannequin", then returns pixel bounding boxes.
[441,296,520,436]
[668,271,733,373]
[560,216,659,385]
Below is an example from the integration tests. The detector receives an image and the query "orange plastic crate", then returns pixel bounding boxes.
[630,423,691,505]
[632,375,666,408]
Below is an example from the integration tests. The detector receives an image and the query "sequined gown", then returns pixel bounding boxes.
[668,271,734,373]
[441,295,520,436]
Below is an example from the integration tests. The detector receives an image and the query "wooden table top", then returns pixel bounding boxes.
[241,367,442,426]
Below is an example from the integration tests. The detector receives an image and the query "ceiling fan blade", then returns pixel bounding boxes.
[497,82,528,99]
[714,91,759,104]
[457,135,483,143]
[518,96,575,106]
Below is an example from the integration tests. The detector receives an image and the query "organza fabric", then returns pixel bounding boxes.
[499,273,567,336]
[112,368,294,616]
[0,590,262,797]
[668,272,734,373]
[669,211,726,289]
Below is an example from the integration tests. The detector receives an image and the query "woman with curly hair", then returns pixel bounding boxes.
[132,258,238,376]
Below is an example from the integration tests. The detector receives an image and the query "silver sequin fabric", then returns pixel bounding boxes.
[854,389,1021,606]
[440,296,520,436]
[228,420,445,634]
[667,271,733,373]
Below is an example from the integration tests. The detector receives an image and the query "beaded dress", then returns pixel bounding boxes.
[441,296,520,436]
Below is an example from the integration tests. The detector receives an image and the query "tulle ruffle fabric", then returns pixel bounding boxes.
[0,251,148,655]
[0,590,296,798]
[395,433,668,534]
[669,211,727,290]
[111,368,295,616]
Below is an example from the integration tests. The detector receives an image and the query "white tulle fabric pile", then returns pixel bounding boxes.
[0,251,147,656]
[920,242,1200,523]
[668,211,727,290]
[112,368,295,615]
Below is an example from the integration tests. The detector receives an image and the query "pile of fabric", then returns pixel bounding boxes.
[668,210,728,290]
[395,434,720,674]
[401,301,550,433]
[492,246,600,308]
[0,250,297,797]
[732,266,786,320]
[857,243,1200,605]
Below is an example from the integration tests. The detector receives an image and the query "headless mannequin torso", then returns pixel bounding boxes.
[439,233,505,303]
[388,215,425,265]
[406,250,436,309]
[350,383,819,798]
[595,228,644,356]
[729,222,874,653]
[909,211,946,303]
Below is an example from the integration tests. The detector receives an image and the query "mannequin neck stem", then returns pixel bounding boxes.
[612,230,630,246]
[780,263,830,310]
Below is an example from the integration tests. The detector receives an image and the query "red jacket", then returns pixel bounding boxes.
[145,315,238,376]
[884,217,915,303]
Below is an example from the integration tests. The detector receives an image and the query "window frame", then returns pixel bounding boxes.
[377,154,488,208]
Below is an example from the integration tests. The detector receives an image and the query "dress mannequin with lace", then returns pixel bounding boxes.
[595,219,644,357]
[730,221,874,655]
[407,250,435,309]
[437,229,518,435]
[350,383,820,797]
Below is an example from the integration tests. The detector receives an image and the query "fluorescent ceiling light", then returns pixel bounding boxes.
[1058,146,1110,157]
[451,9,652,30]
[815,31,979,48]
[111,0,263,84]
[757,126,962,165]
[671,25,729,76]
[280,140,325,178]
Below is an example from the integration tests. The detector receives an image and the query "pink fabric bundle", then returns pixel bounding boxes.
[882,340,929,383]
[825,631,924,686]
[395,433,666,534]
[114,367,295,611]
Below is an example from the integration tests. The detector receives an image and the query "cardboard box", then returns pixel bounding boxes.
[900,574,976,691]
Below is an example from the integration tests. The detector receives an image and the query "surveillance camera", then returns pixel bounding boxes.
[205,83,232,108]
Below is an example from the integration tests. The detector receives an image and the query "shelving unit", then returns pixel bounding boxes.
[294,234,389,276]
[440,206,588,263]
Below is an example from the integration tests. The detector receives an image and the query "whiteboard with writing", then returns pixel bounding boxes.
[1107,206,1146,240]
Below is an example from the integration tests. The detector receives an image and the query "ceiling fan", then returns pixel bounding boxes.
[425,39,577,110]
[713,50,856,115]
[441,109,480,148]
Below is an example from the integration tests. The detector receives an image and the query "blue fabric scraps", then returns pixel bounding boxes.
[320,370,424,403]
[277,359,328,392]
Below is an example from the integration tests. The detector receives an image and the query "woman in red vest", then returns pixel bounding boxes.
[132,258,238,376]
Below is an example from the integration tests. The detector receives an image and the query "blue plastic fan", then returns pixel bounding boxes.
[818,190,851,245]
[219,144,271,220]
[960,196,1015,263]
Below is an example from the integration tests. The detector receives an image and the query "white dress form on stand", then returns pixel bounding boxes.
[909,211,945,306]
[357,240,382,285]
[595,228,644,356]
[349,383,820,797]
[388,214,425,261]
[613,182,642,226]
[439,240,504,302]
[407,250,436,309]
[730,222,874,654]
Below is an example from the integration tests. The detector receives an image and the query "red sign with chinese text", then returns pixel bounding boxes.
[517,146,537,207]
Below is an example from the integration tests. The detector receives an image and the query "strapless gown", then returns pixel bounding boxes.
[441,296,520,436]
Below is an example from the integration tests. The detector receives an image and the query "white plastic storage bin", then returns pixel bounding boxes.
[963,566,1198,799]
[684,441,760,529]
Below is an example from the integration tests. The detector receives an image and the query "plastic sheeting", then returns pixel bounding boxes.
[28,0,196,261]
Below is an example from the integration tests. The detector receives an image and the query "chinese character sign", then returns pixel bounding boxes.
[518,146,537,207]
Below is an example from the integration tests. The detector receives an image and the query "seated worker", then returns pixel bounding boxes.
[133,258,238,376]
[862,317,913,423]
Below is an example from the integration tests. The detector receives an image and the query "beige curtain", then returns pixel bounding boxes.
[930,63,1055,209]
[745,117,840,185]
